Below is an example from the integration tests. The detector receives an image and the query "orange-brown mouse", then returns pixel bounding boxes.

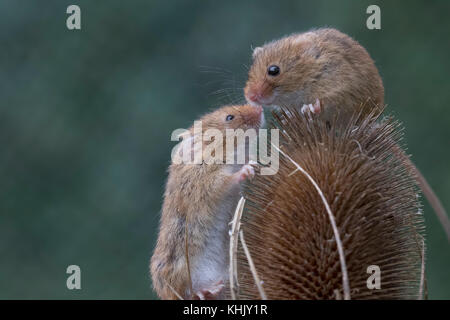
[245,28,384,123]
[150,104,264,300]
[244,27,450,241]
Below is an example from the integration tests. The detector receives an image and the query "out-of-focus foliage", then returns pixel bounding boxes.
[0,0,449,299]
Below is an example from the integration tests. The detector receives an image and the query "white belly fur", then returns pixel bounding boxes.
[190,190,239,296]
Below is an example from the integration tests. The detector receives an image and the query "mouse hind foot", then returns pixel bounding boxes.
[301,98,322,115]
[193,280,225,300]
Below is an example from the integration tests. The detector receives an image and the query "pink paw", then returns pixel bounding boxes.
[301,98,321,115]
[193,280,224,300]
[237,163,256,182]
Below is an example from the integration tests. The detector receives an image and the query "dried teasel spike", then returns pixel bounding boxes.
[237,104,425,300]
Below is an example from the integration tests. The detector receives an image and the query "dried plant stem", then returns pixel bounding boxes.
[418,237,426,300]
[184,220,193,298]
[163,278,184,300]
[239,229,267,300]
[229,196,246,300]
[272,143,351,300]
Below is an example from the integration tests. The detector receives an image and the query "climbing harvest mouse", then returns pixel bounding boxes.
[244,28,450,240]
[151,104,264,300]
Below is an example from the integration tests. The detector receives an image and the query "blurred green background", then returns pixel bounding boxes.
[0,0,449,299]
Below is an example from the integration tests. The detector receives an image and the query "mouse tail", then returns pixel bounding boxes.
[184,220,194,298]
[392,143,450,242]
[415,163,450,242]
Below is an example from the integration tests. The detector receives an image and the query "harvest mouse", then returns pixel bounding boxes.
[245,28,384,123]
[243,27,450,241]
[151,104,264,300]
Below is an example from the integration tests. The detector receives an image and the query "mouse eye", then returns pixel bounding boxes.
[267,65,280,76]
[226,115,234,121]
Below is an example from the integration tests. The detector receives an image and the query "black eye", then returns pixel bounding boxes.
[267,65,280,76]
[226,115,234,121]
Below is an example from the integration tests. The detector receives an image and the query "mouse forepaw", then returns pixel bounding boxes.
[193,280,225,300]
[301,98,322,115]
[237,163,256,182]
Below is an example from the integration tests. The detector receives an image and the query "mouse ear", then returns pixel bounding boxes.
[307,46,321,59]
[252,46,263,59]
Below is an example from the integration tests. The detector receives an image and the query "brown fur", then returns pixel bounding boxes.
[151,105,263,299]
[245,28,450,241]
[237,106,425,299]
[245,28,384,122]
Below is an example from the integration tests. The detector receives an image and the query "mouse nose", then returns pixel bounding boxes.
[245,85,262,102]
[245,82,270,104]
[247,91,259,102]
